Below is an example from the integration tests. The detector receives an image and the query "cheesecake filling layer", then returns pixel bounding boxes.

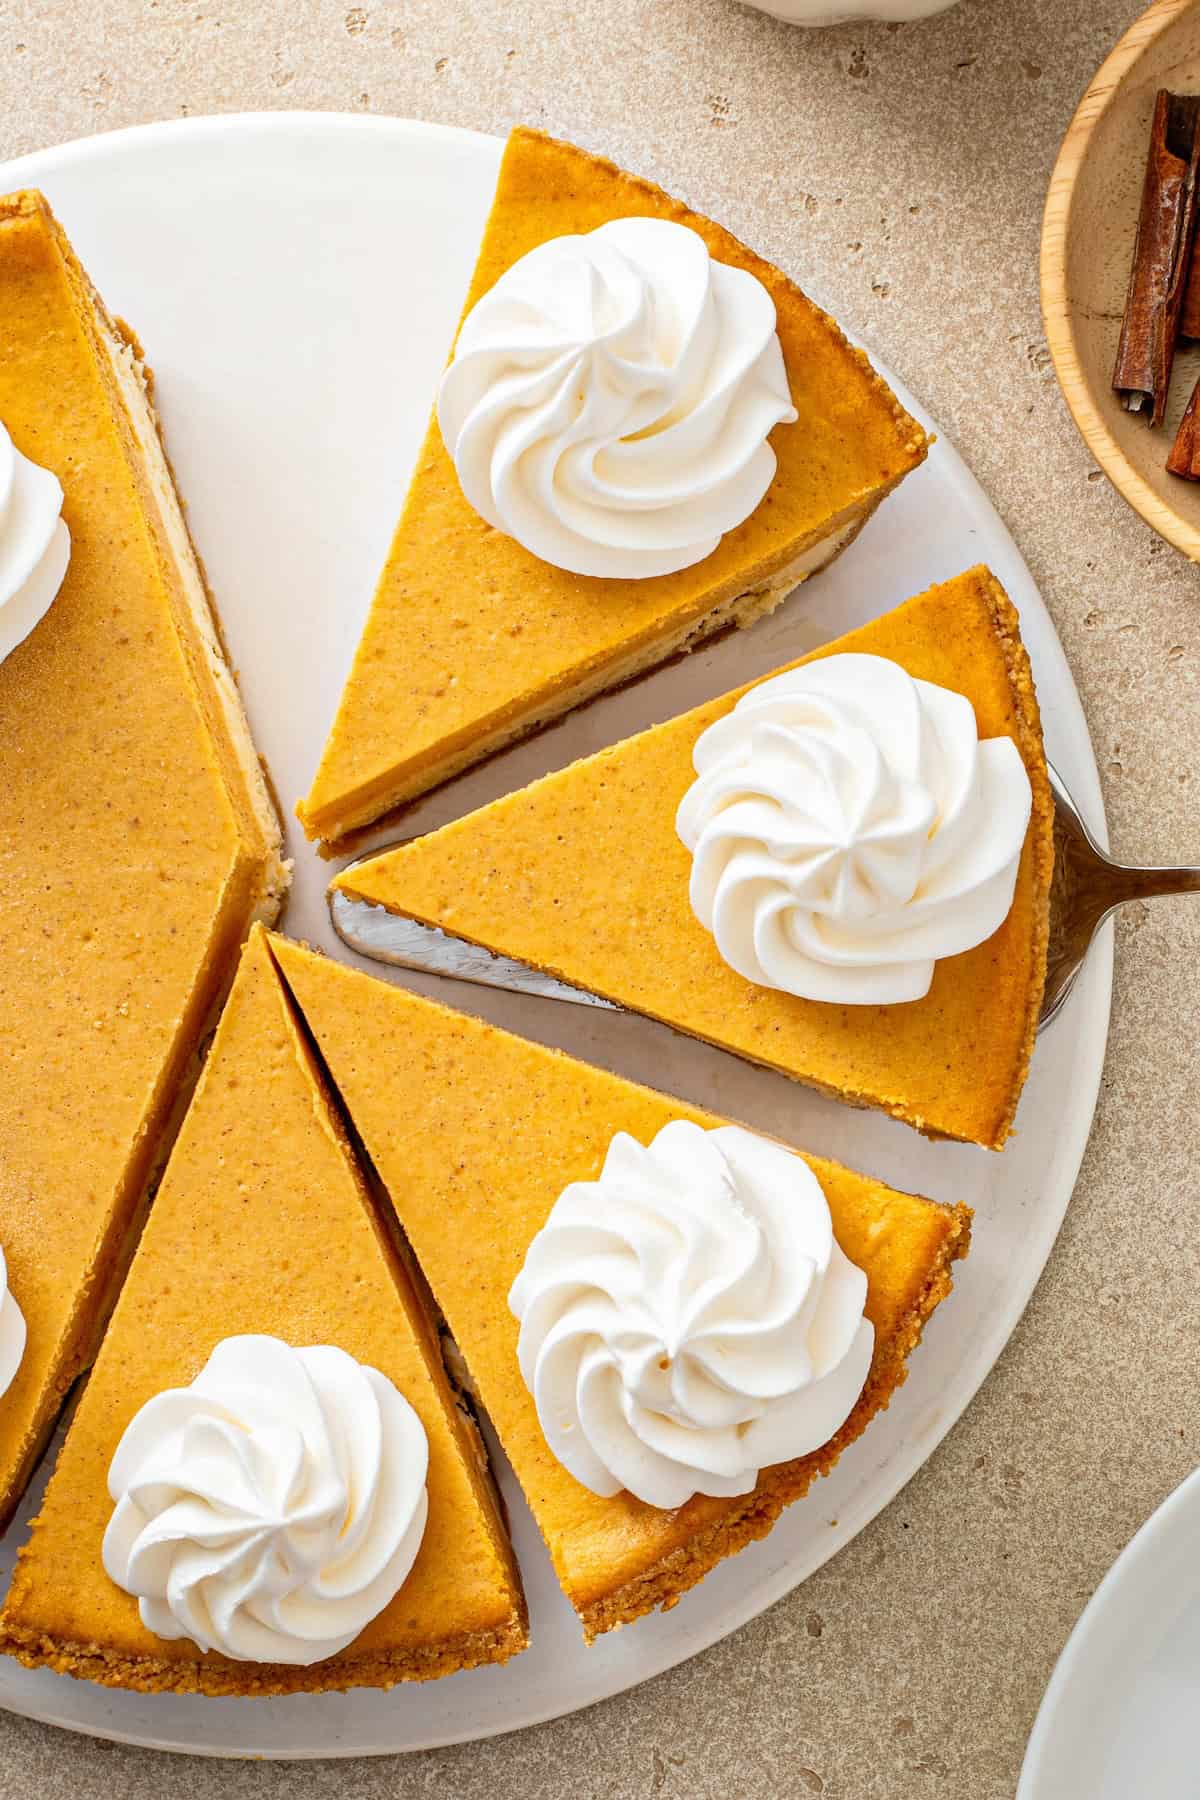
[509,1120,872,1510]
[309,500,878,844]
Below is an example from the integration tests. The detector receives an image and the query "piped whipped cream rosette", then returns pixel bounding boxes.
[676,652,1034,1005]
[508,1120,873,1510]
[0,1245,27,1401]
[102,1335,429,1665]
[0,418,70,664]
[437,216,798,579]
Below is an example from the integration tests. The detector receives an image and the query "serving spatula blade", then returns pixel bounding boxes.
[329,889,619,1010]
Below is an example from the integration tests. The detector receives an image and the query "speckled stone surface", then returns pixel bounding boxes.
[0,0,1194,1793]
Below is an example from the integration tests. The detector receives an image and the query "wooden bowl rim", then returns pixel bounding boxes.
[1040,0,1200,564]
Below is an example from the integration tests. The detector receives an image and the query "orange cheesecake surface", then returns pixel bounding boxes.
[335,567,1053,1150]
[0,929,526,1694]
[298,126,928,843]
[0,192,286,1529]
[274,939,969,1639]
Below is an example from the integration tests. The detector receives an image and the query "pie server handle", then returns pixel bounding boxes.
[328,889,620,1010]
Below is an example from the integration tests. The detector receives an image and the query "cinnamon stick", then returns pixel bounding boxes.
[1181,236,1200,340]
[1112,90,1200,425]
[1167,376,1200,479]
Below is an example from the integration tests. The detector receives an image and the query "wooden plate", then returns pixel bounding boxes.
[1042,0,1200,561]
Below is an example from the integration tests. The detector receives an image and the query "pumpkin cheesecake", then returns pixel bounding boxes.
[332,567,1054,1150]
[0,928,527,1694]
[0,191,287,1530]
[297,126,928,844]
[272,938,969,1640]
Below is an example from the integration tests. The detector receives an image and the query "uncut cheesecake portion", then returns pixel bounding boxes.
[334,567,1054,1150]
[273,939,969,1641]
[297,126,928,844]
[0,929,527,1695]
[0,191,287,1530]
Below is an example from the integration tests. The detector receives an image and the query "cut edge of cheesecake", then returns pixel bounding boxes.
[1,190,289,921]
[102,315,290,921]
[579,1198,969,1639]
[296,126,929,845]
[332,566,1053,1152]
[42,187,288,917]
[0,983,224,1541]
[0,929,528,1695]
[0,192,289,1532]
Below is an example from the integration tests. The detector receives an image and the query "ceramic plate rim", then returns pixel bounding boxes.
[1017,1466,1200,1799]
[0,111,1112,1758]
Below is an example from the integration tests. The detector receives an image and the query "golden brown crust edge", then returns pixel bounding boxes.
[0,189,42,223]
[577,1201,972,1642]
[974,569,1055,1151]
[512,128,930,472]
[0,1615,529,1697]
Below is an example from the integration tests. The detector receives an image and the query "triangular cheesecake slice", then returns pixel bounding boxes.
[297,126,928,843]
[272,938,969,1640]
[333,567,1054,1150]
[0,192,287,1530]
[0,929,527,1694]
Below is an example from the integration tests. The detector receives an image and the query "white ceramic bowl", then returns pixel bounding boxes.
[740,0,960,23]
[1019,1467,1200,1799]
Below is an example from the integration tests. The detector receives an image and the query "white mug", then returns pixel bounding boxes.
[743,0,960,20]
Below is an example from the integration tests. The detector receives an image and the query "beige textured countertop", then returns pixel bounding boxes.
[0,0,1194,1794]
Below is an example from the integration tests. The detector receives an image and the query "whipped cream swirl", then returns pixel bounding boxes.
[676,652,1033,1005]
[0,419,70,665]
[509,1121,873,1509]
[0,1245,26,1401]
[437,217,798,579]
[102,1336,429,1665]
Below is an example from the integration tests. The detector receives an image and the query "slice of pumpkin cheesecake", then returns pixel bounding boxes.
[0,191,287,1531]
[0,928,527,1694]
[297,126,928,844]
[272,937,969,1641]
[331,566,1054,1150]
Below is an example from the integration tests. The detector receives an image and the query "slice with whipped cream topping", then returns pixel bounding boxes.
[298,125,927,843]
[332,566,1054,1149]
[272,937,969,1641]
[510,1122,874,1510]
[0,929,526,1694]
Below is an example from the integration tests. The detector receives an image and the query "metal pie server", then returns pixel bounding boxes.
[331,763,1200,1032]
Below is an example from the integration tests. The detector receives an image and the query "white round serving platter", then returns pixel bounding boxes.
[0,113,1112,1759]
[1018,1467,1200,1799]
